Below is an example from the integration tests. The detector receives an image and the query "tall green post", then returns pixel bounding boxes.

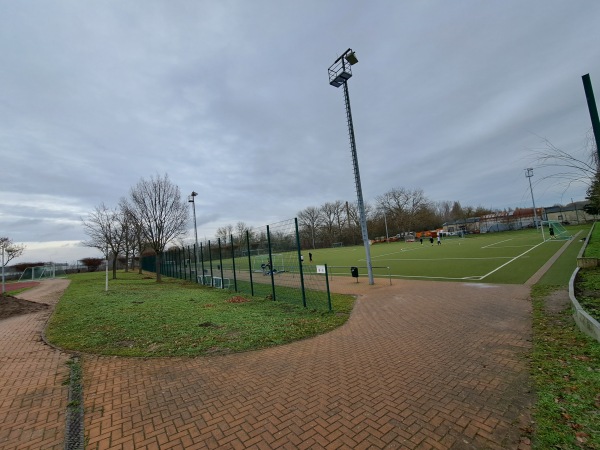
[266,225,276,301]
[294,218,307,308]
[193,244,198,283]
[217,238,224,288]
[582,74,600,162]
[324,264,332,312]
[208,241,214,284]
[230,235,237,291]
[246,230,254,296]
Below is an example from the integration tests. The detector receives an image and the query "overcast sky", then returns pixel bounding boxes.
[2,1,600,264]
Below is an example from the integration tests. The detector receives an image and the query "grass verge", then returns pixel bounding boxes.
[46,271,355,357]
[531,284,600,449]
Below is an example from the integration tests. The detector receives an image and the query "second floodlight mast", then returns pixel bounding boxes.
[328,49,374,285]
[188,191,199,265]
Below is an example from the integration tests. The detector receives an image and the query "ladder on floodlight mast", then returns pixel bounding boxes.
[341,80,374,285]
[343,82,361,203]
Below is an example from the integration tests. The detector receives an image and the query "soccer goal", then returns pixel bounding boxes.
[543,220,571,241]
[18,264,66,281]
[332,242,344,248]
[252,254,286,273]
[240,248,264,258]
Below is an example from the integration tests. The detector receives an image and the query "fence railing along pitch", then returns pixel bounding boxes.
[142,218,333,311]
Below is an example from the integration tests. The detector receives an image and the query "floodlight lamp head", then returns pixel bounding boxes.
[345,51,358,65]
[188,191,198,202]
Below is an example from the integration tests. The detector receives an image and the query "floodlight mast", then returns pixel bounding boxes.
[329,49,374,285]
[525,168,546,240]
[188,192,199,264]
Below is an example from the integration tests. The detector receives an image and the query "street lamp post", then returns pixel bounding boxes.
[328,48,374,285]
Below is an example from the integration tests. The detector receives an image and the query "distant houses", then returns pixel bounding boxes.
[442,201,596,234]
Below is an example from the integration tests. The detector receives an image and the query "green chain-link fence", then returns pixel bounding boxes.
[142,218,333,311]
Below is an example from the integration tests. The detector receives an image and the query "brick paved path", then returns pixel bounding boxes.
[84,279,533,450]
[0,279,71,450]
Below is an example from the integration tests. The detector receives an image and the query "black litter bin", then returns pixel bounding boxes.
[350,266,359,281]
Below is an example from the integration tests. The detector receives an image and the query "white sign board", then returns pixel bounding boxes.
[316,265,326,274]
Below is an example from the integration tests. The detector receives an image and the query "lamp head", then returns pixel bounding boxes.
[345,51,358,65]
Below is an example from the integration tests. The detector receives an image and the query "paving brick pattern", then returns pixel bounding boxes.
[0,279,71,450]
[84,279,533,449]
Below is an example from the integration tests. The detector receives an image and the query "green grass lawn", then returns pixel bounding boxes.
[46,271,355,357]
[529,222,600,449]
[531,285,600,450]
[578,223,600,321]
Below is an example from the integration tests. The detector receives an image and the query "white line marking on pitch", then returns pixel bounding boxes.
[481,238,513,248]
[377,257,515,261]
[479,240,546,280]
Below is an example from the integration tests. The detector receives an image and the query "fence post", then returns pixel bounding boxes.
[193,244,198,283]
[218,238,224,288]
[295,218,307,308]
[208,241,214,286]
[266,225,276,301]
[189,246,193,281]
[200,243,206,285]
[178,247,184,280]
[246,230,254,296]
[230,235,237,292]
[325,264,332,312]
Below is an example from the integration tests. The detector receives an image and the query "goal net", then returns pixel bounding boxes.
[240,248,265,257]
[252,254,286,273]
[18,264,67,281]
[543,220,571,241]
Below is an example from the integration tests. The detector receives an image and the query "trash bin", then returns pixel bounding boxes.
[350,267,358,278]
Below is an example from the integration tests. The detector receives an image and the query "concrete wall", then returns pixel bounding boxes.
[570,223,600,343]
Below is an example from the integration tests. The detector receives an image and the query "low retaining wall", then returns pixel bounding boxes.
[570,223,600,343]
[577,257,598,268]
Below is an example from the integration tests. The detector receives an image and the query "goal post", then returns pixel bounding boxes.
[252,254,285,273]
[18,264,67,281]
[542,220,571,240]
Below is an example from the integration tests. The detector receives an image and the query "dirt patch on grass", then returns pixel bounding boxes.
[0,295,50,320]
[544,289,571,314]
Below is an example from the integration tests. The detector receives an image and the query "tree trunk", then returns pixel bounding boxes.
[155,252,162,282]
[112,254,118,280]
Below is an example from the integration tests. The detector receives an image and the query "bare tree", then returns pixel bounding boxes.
[215,224,234,244]
[120,198,148,275]
[529,132,598,193]
[377,187,428,233]
[129,174,189,282]
[82,203,125,280]
[298,206,323,249]
[320,202,339,247]
[331,200,347,239]
[235,221,252,249]
[1,237,25,295]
